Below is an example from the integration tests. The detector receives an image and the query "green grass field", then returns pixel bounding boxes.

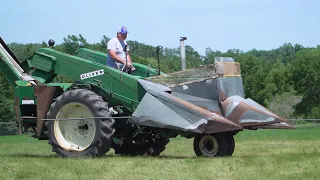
[0,124,319,180]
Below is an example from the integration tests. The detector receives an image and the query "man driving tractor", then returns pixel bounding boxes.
[106,26,135,72]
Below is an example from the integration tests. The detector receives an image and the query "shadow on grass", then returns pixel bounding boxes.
[103,154,198,159]
[0,153,58,158]
[0,153,198,160]
[3,150,317,160]
[236,150,320,159]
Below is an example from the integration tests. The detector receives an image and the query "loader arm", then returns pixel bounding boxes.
[0,37,36,87]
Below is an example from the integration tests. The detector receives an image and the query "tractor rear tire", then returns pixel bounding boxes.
[193,133,228,157]
[45,89,115,158]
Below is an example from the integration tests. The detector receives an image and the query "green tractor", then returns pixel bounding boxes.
[0,37,293,158]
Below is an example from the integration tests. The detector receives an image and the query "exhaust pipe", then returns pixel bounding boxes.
[180,37,187,70]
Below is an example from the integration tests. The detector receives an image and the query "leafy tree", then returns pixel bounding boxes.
[185,45,204,68]
[290,48,320,117]
[311,106,320,119]
[267,91,302,118]
[261,60,292,106]
[0,74,15,123]
[279,43,296,64]
[234,54,271,106]
[62,34,89,54]
[7,42,42,61]
[203,47,223,64]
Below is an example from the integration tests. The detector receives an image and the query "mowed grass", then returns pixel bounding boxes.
[0,124,319,180]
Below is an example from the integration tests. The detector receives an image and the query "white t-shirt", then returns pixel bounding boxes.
[106,37,127,69]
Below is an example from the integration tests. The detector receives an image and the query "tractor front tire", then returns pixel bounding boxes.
[45,89,115,158]
[226,134,235,156]
[193,133,228,157]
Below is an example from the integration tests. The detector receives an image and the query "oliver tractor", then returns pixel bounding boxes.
[0,37,293,158]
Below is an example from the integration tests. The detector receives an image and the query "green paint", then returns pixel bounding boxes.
[46,83,73,91]
[16,86,35,103]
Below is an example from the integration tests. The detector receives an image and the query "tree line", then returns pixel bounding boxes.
[1,34,319,134]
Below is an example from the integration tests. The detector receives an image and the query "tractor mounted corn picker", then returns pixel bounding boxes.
[0,36,294,158]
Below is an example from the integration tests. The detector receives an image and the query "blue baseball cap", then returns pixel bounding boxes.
[117,26,128,34]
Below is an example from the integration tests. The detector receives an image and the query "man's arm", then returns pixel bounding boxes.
[108,50,126,64]
[123,41,132,65]
[125,52,136,70]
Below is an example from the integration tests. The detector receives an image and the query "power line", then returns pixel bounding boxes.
[0,122,16,124]
[287,119,320,121]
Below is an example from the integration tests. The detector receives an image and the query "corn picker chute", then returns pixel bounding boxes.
[0,37,294,158]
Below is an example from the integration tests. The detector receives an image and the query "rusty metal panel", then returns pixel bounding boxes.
[132,83,243,134]
[171,92,221,113]
[131,92,206,134]
[251,122,295,129]
[221,95,286,128]
[34,86,57,136]
[14,97,22,134]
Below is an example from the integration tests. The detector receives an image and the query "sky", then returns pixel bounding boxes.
[1,0,319,55]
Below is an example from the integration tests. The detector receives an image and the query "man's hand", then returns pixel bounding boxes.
[126,53,135,71]
[126,62,136,71]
